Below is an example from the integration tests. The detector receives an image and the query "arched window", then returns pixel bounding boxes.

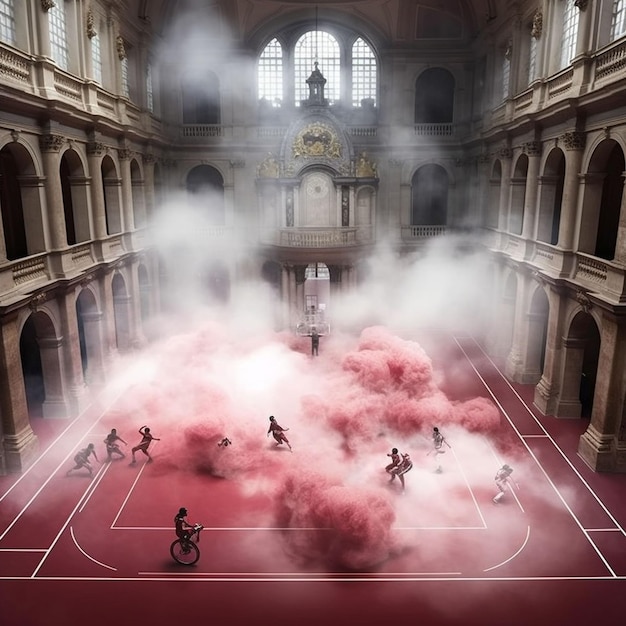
[294,31,340,105]
[414,68,455,124]
[91,32,102,84]
[351,38,377,107]
[258,38,283,107]
[411,164,449,226]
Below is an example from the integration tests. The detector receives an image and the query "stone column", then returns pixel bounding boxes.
[497,148,513,232]
[0,314,38,473]
[81,310,107,385]
[554,336,585,417]
[118,147,135,232]
[612,172,626,264]
[505,270,532,382]
[39,133,68,250]
[578,312,626,472]
[58,287,91,413]
[87,140,108,240]
[534,284,568,415]
[557,131,585,250]
[38,336,72,418]
[522,141,541,242]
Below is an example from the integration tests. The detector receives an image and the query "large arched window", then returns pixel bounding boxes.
[182,73,220,124]
[560,0,579,69]
[0,0,16,45]
[257,28,377,109]
[351,37,377,106]
[295,31,340,105]
[411,164,449,226]
[258,38,283,106]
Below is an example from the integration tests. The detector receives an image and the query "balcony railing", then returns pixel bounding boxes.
[401,225,447,240]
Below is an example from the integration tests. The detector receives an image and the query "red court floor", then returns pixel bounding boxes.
[1,331,625,626]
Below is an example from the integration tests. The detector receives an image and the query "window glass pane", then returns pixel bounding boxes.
[352,37,377,107]
[294,31,340,106]
[611,0,626,40]
[502,56,510,100]
[146,64,154,112]
[49,1,69,70]
[121,56,129,98]
[91,34,102,84]
[0,0,15,45]
[560,1,579,69]
[528,34,537,84]
[258,38,283,106]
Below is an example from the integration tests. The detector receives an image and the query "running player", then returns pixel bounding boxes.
[66,443,99,477]
[104,428,127,461]
[385,447,401,480]
[430,426,450,473]
[267,416,292,451]
[493,464,518,504]
[130,425,160,464]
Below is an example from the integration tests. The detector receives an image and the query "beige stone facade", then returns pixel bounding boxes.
[1,1,625,472]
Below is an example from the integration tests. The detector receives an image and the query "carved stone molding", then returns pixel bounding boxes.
[41,0,55,11]
[118,148,133,161]
[230,158,245,168]
[116,35,127,61]
[531,10,543,39]
[10,129,20,142]
[575,289,591,312]
[39,134,66,152]
[574,0,589,11]
[87,141,106,156]
[524,141,541,156]
[87,9,97,39]
[498,147,513,159]
[142,153,157,164]
[561,131,586,151]
[29,292,47,311]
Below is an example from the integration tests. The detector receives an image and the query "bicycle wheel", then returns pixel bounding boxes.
[170,539,200,565]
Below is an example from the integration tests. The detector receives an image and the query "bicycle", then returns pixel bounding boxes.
[170,523,204,565]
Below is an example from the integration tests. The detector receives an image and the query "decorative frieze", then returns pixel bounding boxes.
[39,134,66,152]
[116,35,127,61]
[498,147,513,159]
[118,148,133,161]
[531,10,543,39]
[523,141,541,156]
[41,0,55,11]
[87,141,107,156]
[87,9,97,39]
[561,131,586,151]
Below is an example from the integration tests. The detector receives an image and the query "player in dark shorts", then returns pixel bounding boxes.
[131,426,160,464]
[267,416,292,451]
[66,443,99,477]
[104,428,127,461]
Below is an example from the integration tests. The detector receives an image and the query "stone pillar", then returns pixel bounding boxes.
[118,148,135,231]
[554,336,585,418]
[0,314,38,473]
[578,312,626,472]
[39,133,68,250]
[557,131,585,250]
[497,148,513,232]
[38,336,72,418]
[81,310,107,385]
[58,288,91,414]
[87,140,108,240]
[534,284,568,415]
[522,141,541,241]
[612,172,626,264]
[36,0,53,57]
[505,270,532,382]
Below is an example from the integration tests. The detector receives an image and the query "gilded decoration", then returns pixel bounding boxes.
[292,123,342,159]
[356,152,377,177]
[258,153,279,178]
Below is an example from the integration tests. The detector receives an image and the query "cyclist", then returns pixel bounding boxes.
[174,507,194,543]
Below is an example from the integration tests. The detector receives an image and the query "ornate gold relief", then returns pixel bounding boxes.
[356,152,377,177]
[292,123,342,159]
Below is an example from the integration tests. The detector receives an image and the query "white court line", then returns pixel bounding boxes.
[70,526,117,572]
[0,548,46,552]
[483,525,531,572]
[471,338,626,538]
[2,574,623,582]
[30,461,108,578]
[0,408,94,502]
[78,459,112,513]
[112,525,489,532]
[138,570,465,577]
[455,338,618,578]
[450,445,488,528]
